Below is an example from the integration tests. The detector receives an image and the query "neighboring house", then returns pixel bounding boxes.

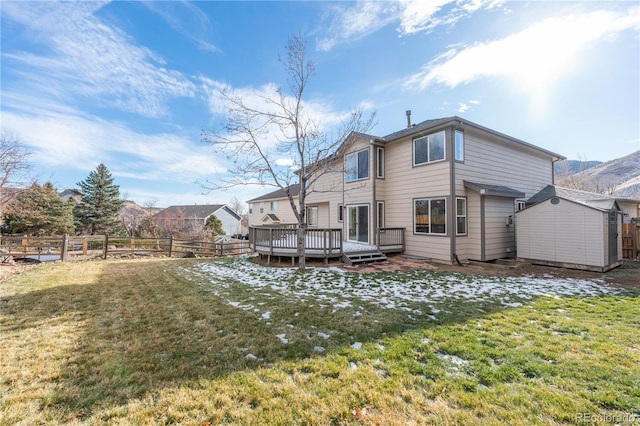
[154,204,242,236]
[249,115,565,264]
[59,189,83,203]
[247,185,300,226]
[516,185,624,271]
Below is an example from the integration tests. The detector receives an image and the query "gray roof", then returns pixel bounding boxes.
[463,181,525,198]
[526,185,619,211]
[155,204,241,221]
[378,116,564,160]
[262,213,280,222]
[247,185,300,202]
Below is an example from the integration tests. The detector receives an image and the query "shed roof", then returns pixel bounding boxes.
[463,181,526,198]
[526,185,620,212]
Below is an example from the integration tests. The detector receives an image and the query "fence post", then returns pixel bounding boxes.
[104,234,109,259]
[168,235,173,258]
[61,234,68,262]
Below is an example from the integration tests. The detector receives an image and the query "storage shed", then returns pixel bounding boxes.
[516,185,622,272]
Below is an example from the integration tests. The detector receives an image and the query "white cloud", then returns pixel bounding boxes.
[317,0,506,51]
[1,108,222,184]
[142,1,219,53]
[1,1,195,118]
[404,8,640,113]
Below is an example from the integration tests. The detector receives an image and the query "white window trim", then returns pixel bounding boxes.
[413,130,446,166]
[515,199,526,212]
[413,197,447,235]
[456,197,467,236]
[307,206,319,227]
[376,147,385,178]
[377,201,385,229]
[455,130,464,162]
[345,148,370,182]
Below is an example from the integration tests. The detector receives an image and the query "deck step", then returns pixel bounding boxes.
[342,250,387,265]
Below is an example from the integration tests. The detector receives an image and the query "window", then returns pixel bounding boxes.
[414,198,446,235]
[376,147,384,178]
[456,197,467,235]
[455,130,464,162]
[259,202,264,214]
[377,201,385,229]
[338,204,343,222]
[270,201,276,212]
[414,131,445,165]
[346,148,369,182]
[249,203,253,214]
[515,199,526,211]
[307,206,318,227]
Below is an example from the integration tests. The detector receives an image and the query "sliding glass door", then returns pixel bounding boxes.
[347,205,369,244]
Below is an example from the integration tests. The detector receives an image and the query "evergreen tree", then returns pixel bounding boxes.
[74,164,125,235]
[3,182,75,235]
[204,214,224,236]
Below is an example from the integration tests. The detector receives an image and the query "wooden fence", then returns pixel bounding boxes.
[622,221,639,260]
[0,235,251,262]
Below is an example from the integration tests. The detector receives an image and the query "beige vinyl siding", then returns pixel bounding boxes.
[517,198,606,268]
[381,136,452,261]
[454,130,553,197]
[248,196,299,226]
[483,197,516,260]
[460,192,481,260]
[308,135,374,230]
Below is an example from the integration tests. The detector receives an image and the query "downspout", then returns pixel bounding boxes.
[480,191,486,261]
[370,141,377,247]
[448,126,457,264]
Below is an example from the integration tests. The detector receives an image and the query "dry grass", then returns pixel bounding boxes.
[1,257,639,425]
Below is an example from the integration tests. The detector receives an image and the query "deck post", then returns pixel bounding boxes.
[61,234,69,262]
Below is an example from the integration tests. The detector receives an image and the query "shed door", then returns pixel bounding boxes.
[609,210,619,265]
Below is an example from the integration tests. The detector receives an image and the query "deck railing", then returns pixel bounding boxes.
[249,226,343,255]
[376,227,405,251]
[249,225,405,263]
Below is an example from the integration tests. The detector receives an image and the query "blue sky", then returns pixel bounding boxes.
[1,1,638,208]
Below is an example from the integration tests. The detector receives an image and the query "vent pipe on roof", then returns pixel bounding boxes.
[406,110,412,128]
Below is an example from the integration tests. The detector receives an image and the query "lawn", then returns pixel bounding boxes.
[1,256,638,425]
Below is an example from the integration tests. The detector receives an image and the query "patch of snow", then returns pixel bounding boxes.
[245,353,258,360]
[349,362,358,370]
[276,334,288,344]
[351,342,362,350]
[313,346,325,353]
[317,332,330,339]
[435,353,469,366]
[183,257,619,330]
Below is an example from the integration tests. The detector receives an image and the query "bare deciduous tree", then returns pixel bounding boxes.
[0,129,33,209]
[201,34,375,269]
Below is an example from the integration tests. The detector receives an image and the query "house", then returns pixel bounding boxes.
[516,185,624,271]
[249,115,565,264]
[247,185,300,226]
[154,204,242,237]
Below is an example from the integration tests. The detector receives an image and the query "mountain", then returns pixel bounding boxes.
[553,159,602,175]
[556,151,640,200]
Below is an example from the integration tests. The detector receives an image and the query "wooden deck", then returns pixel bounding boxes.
[249,226,405,264]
